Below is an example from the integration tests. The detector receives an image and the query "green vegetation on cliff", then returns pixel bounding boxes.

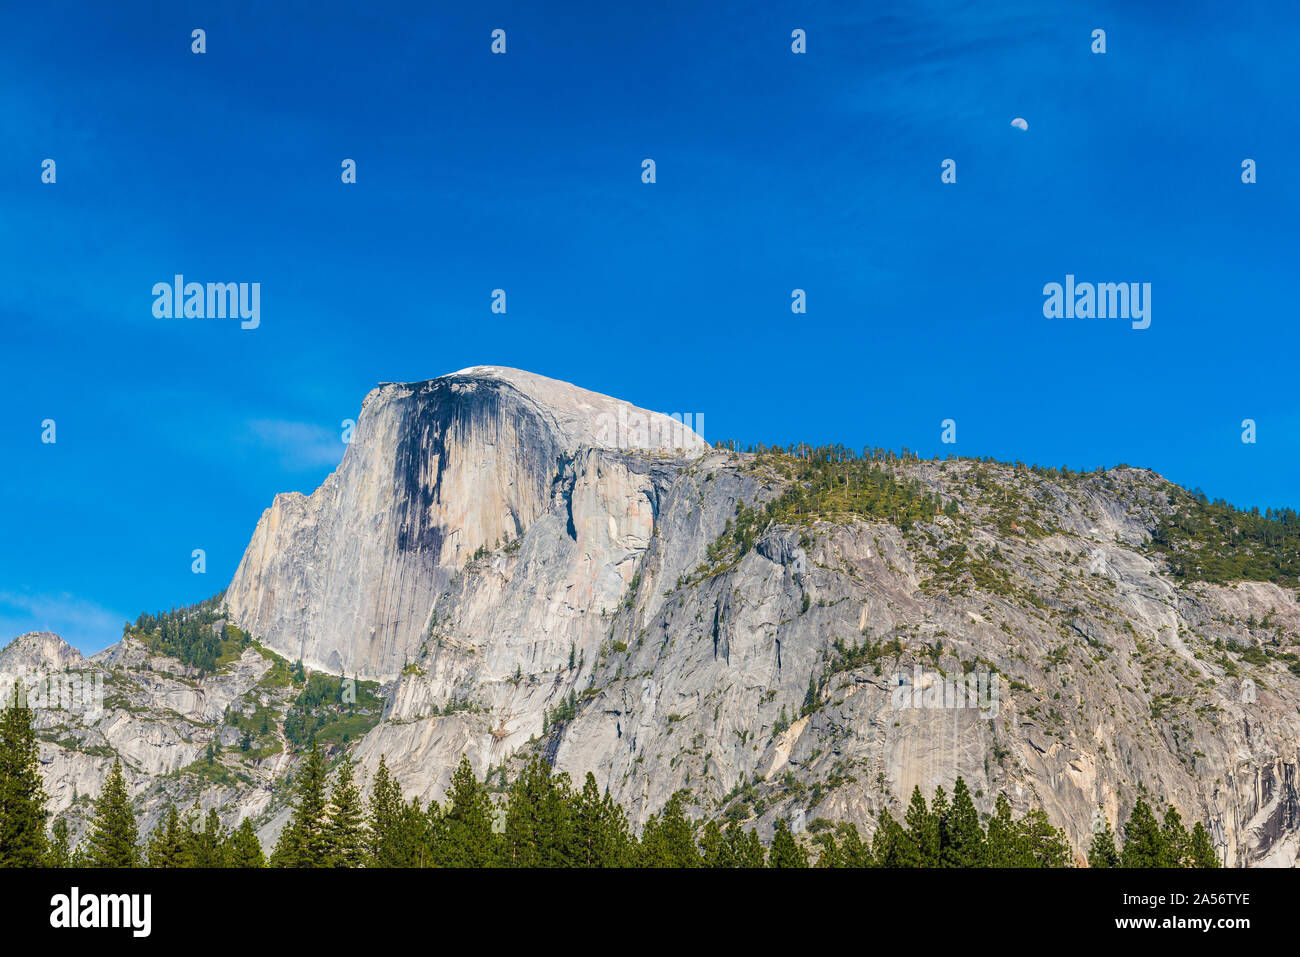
[124,594,251,675]
[282,671,383,749]
[1151,490,1300,586]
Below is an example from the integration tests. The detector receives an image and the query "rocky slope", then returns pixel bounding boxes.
[7,366,1299,865]
[0,627,285,845]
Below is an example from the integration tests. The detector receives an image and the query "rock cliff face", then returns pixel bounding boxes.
[9,367,1300,865]
[348,446,1300,867]
[0,630,281,845]
[223,367,706,680]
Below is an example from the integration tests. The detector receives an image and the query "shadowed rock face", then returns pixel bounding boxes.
[391,376,550,555]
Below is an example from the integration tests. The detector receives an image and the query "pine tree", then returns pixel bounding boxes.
[366,754,400,864]
[1016,809,1071,867]
[573,772,631,867]
[637,792,699,867]
[145,804,190,867]
[423,797,445,866]
[801,672,819,716]
[228,819,266,867]
[1188,822,1220,868]
[834,822,874,867]
[1087,810,1120,868]
[46,817,72,868]
[504,755,574,867]
[1120,798,1168,868]
[1160,805,1191,867]
[86,759,139,867]
[942,778,985,867]
[813,830,842,868]
[724,820,765,867]
[367,755,426,867]
[929,784,950,832]
[699,819,731,867]
[903,786,939,866]
[271,742,330,867]
[428,756,499,867]
[188,807,229,867]
[0,687,48,866]
[984,794,1021,867]
[324,760,365,867]
[767,819,808,868]
[872,807,919,867]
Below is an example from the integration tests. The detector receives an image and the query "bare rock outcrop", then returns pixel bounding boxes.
[223,367,705,680]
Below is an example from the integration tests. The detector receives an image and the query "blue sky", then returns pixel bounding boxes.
[1,1,1295,651]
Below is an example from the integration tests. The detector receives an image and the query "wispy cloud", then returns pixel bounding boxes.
[246,419,345,471]
[0,590,129,654]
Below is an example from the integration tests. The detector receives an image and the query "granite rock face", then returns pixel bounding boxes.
[350,449,1300,867]
[10,367,1300,865]
[0,631,280,846]
[223,367,706,681]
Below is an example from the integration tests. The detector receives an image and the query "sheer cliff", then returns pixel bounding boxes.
[222,367,706,680]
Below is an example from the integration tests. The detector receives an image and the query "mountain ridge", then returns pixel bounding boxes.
[6,368,1300,865]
